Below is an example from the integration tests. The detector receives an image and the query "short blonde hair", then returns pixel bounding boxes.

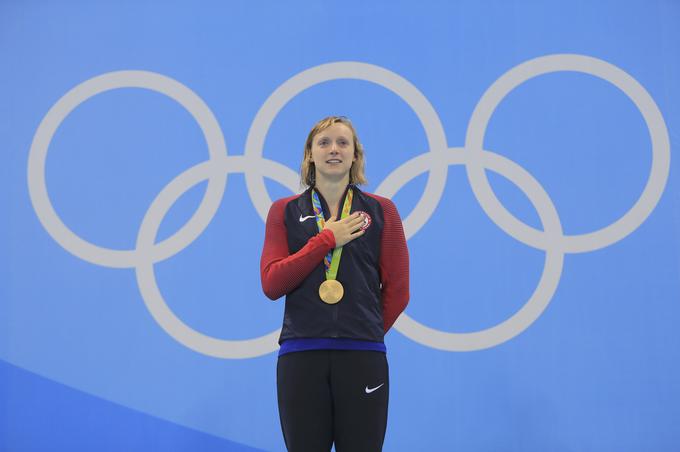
[300,116,368,187]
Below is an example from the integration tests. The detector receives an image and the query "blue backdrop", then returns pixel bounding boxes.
[1,1,679,450]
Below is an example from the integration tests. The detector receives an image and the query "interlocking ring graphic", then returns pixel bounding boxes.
[28,54,670,357]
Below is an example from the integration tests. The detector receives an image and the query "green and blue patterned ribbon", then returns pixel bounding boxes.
[311,187,354,280]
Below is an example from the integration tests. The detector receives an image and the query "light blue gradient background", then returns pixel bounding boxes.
[1,1,679,450]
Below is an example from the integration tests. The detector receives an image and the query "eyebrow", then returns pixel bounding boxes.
[317,135,351,141]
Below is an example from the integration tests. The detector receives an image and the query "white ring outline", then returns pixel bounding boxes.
[135,156,297,358]
[27,71,228,268]
[381,149,564,351]
[465,54,671,253]
[244,62,450,240]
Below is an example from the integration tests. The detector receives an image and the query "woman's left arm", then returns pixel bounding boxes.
[372,196,410,333]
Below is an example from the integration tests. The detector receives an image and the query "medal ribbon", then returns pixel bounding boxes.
[311,187,353,280]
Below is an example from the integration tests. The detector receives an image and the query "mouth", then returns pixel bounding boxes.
[326,159,342,164]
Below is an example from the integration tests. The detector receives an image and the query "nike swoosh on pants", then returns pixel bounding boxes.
[365,383,384,394]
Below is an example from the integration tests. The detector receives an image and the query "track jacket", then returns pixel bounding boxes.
[260,185,409,346]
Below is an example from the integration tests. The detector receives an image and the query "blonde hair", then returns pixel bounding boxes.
[300,116,367,187]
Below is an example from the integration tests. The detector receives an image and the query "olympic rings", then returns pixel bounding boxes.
[27,54,670,357]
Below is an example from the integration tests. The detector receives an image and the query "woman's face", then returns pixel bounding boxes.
[309,122,356,183]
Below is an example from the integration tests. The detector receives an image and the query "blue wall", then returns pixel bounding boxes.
[1,1,679,450]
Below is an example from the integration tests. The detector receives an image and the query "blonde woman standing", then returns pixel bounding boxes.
[260,116,409,451]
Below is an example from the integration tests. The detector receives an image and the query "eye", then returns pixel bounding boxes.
[318,138,329,146]
[338,139,349,147]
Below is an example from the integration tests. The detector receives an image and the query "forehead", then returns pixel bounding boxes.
[314,122,353,138]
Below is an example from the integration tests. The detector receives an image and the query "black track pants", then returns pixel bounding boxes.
[276,350,389,452]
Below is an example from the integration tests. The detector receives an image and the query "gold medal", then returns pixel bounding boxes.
[319,279,344,304]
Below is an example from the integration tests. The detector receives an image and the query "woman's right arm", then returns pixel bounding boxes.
[260,197,336,300]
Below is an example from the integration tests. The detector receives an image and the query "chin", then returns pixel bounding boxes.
[320,171,350,181]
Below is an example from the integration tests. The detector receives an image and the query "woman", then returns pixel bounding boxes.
[260,116,409,451]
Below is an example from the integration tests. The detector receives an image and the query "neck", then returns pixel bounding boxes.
[314,174,350,214]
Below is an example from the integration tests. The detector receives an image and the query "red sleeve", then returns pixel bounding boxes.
[260,196,336,300]
[369,195,410,333]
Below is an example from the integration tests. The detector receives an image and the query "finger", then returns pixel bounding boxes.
[341,212,361,222]
[344,213,363,223]
[349,216,366,227]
